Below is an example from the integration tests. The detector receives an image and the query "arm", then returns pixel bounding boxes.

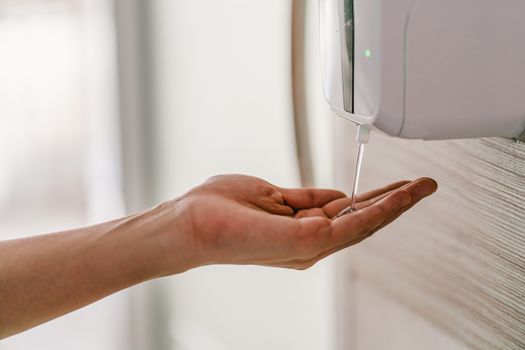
[0,211,178,339]
[0,175,437,338]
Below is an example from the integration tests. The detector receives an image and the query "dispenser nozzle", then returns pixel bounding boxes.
[356,124,371,144]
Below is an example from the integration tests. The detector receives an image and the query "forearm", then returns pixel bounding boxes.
[0,202,191,339]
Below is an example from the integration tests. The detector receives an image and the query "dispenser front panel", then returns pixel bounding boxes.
[403,0,525,139]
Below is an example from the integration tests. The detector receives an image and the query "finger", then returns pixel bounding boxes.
[279,187,346,210]
[270,178,438,268]
[322,180,410,218]
[353,180,418,209]
[367,177,438,235]
[355,190,396,210]
[327,190,412,249]
[300,178,438,264]
[322,197,351,218]
[323,189,393,218]
[323,178,436,218]
[355,180,411,202]
[265,203,295,216]
[255,193,295,216]
[295,208,328,219]
[304,204,408,266]
[269,202,405,269]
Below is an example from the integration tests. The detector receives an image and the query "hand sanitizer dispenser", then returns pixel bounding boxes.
[321,0,525,140]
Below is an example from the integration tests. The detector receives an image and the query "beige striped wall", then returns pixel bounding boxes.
[334,117,525,349]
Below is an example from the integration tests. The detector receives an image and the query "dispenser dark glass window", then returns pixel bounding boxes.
[341,0,354,113]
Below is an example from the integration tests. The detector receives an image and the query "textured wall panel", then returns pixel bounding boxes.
[334,118,525,349]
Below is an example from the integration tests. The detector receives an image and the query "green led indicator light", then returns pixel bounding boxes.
[364,49,372,58]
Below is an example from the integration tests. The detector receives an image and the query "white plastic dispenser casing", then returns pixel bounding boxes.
[321,0,525,140]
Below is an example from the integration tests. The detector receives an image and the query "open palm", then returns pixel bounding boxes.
[172,175,437,271]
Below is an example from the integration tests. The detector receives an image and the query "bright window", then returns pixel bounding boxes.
[0,1,127,349]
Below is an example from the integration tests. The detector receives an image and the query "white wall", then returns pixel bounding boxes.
[148,1,336,349]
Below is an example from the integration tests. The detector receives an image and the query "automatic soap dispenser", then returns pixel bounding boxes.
[321,0,525,141]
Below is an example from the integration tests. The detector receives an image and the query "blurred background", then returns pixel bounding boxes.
[0,1,337,349]
[2,1,523,350]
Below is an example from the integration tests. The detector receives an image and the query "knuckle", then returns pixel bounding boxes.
[262,185,278,197]
[270,190,285,204]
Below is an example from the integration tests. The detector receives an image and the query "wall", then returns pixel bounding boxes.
[334,120,525,349]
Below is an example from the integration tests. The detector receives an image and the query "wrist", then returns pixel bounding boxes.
[99,199,197,283]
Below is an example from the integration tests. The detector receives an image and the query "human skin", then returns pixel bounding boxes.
[0,174,437,338]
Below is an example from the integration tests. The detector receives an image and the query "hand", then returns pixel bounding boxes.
[155,175,438,272]
[0,174,437,337]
